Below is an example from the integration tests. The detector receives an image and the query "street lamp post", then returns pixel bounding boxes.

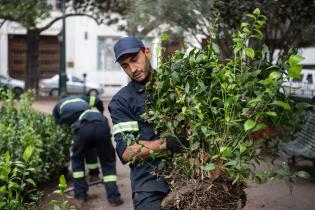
[59,0,67,98]
[83,73,87,95]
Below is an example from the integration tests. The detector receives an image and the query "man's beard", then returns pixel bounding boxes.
[142,58,152,83]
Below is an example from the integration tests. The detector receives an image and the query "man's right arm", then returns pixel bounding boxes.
[109,96,188,164]
[121,139,167,162]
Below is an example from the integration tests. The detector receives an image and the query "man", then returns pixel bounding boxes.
[52,96,103,181]
[52,96,123,206]
[109,36,188,210]
[72,109,123,206]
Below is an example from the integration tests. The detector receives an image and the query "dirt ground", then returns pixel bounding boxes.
[33,98,315,210]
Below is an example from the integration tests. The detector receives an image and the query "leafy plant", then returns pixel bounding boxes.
[0,89,72,183]
[143,9,305,185]
[0,146,41,209]
[49,175,69,210]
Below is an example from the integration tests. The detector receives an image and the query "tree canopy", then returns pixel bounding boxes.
[122,0,315,60]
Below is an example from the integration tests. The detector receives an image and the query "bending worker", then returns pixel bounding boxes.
[53,96,123,206]
[53,96,103,181]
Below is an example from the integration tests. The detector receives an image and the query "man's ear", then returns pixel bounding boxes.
[144,47,152,60]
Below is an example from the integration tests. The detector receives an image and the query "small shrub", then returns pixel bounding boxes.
[0,89,72,183]
[0,146,42,209]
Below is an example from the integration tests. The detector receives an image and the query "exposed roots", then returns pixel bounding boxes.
[162,176,247,210]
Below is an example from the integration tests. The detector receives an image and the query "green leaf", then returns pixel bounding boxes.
[272,100,291,111]
[185,82,190,93]
[54,205,62,210]
[289,55,304,67]
[245,48,255,59]
[23,145,33,162]
[171,71,180,84]
[5,151,10,162]
[0,186,6,194]
[202,163,216,171]
[246,13,256,20]
[223,160,237,167]
[240,22,250,28]
[191,142,200,150]
[269,72,281,80]
[0,202,6,209]
[161,33,169,42]
[239,144,246,155]
[255,171,267,184]
[289,65,302,79]
[295,102,312,110]
[253,8,261,15]
[59,175,66,186]
[212,42,220,54]
[252,123,267,132]
[264,111,278,117]
[248,98,262,106]
[26,178,36,187]
[254,29,264,40]
[189,56,195,66]
[244,119,256,131]
[295,171,310,179]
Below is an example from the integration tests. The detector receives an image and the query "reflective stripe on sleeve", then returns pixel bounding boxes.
[59,98,86,114]
[87,163,98,170]
[73,171,85,178]
[103,175,117,182]
[112,121,139,135]
[89,96,96,107]
[79,109,100,120]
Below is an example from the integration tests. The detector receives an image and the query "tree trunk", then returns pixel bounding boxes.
[26,29,40,93]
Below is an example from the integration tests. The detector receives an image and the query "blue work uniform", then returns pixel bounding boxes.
[109,80,170,210]
[52,96,90,125]
[52,96,101,175]
[71,109,121,202]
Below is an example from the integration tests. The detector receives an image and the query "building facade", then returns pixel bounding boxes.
[0,3,158,97]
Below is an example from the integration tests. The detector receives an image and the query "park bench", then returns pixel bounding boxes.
[281,108,315,173]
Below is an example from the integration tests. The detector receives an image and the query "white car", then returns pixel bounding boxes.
[0,75,25,96]
[282,69,315,103]
[39,74,104,96]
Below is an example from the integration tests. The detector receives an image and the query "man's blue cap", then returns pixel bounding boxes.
[114,36,145,62]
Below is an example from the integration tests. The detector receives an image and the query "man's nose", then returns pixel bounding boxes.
[130,64,137,73]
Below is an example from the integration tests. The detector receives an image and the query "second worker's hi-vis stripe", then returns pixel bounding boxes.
[73,171,85,178]
[103,175,117,182]
[79,109,100,120]
[59,98,86,114]
[87,163,98,170]
[112,121,139,135]
[89,96,96,107]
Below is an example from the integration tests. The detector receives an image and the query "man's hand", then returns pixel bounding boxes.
[165,135,189,153]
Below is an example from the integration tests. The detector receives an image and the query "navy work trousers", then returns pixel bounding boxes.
[71,121,119,200]
[133,191,166,210]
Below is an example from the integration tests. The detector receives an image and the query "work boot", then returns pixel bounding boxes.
[108,196,123,207]
[105,182,123,207]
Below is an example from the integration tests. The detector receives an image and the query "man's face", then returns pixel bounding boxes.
[118,48,152,83]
